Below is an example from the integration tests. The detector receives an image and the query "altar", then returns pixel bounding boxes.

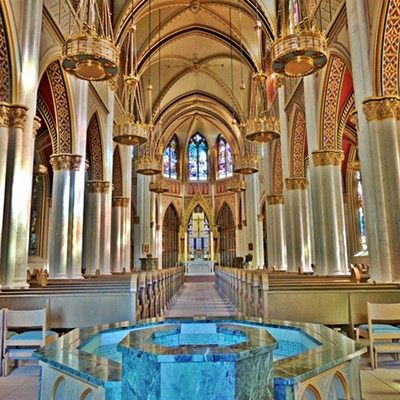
[184,260,215,275]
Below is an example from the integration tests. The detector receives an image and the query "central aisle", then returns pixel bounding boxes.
[164,280,237,318]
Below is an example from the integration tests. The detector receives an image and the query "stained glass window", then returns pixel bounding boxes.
[356,171,367,249]
[163,135,178,179]
[188,133,208,180]
[217,135,233,179]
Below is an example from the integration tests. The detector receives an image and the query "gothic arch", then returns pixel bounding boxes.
[86,112,104,181]
[375,0,400,96]
[0,4,12,102]
[289,106,307,178]
[112,146,123,196]
[161,200,181,227]
[179,191,217,236]
[46,60,73,154]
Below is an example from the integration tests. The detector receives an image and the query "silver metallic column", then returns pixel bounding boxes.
[100,181,112,275]
[111,197,130,273]
[0,104,28,288]
[48,154,82,279]
[362,97,400,281]
[284,178,312,273]
[266,195,287,270]
[310,150,348,275]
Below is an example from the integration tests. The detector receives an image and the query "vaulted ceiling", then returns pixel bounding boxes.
[112,0,277,153]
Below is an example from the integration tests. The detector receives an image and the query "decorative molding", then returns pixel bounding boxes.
[285,177,309,190]
[312,150,344,167]
[291,108,307,177]
[87,180,111,193]
[362,95,400,121]
[33,116,41,137]
[267,195,284,205]
[273,141,283,194]
[0,103,28,128]
[112,197,130,207]
[343,194,349,204]
[50,154,82,171]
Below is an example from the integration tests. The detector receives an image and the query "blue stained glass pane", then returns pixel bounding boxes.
[170,138,178,179]
[188,133,208,180]
[226,146,233,176]
[163,147,170,177]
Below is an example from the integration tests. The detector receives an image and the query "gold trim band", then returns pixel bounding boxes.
[0,103,28,129]
[362,95,400,121]
[50,154,83,171]
[312,150,344,167]
[267,195,285,205]
[285,177,309,190]
[112,197,130,207]
[87,181,111,193]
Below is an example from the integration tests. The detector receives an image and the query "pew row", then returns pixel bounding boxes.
[215,267,400,337]
[0,267,184,329]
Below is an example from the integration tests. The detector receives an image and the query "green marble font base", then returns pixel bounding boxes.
[34,317,366,400]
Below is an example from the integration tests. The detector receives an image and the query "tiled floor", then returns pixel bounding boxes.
[1,281,399,399]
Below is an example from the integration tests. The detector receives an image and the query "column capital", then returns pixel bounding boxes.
[312,150,344,167]
[285,177,309,190]
[112,197,130,207]
[267,195,285,205]
[50,154,83,171]
[343,193,349,204]
[362,95,400,121]
[87,180,111,193]
[0,103,28,128]
[33,116,41,137]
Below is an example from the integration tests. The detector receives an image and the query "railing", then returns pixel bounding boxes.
[130,267,184,321]
[215,266,269,319]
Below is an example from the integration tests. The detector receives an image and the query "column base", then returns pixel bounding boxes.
[3,281,29,290]
[49,273,69,280]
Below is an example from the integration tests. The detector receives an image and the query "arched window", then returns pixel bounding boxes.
[217,135,233,179]
[163,135,178,179]
[188,133,208,180]
[356,171,367,250]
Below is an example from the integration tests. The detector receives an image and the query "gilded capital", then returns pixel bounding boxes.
[285,177,309,190]
[343,193,349,204]
[312,150,344,167]
[87,181,111,193]
[362,95,400,121]
[33,116,41,137]
[267,195,284,205]
[0,103,28,129]
[50,154,83,171]
[112,197,130,207]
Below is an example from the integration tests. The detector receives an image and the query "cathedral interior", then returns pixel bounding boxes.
[0,0,400,398]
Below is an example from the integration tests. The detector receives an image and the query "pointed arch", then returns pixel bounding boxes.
[162,203,180,268]
[86,113,104,181]
[46,60,73,154]
[217,134,233,179]
[163,134,179,179]
[188,132,209,180]
[112,146,123,196]
[0,5,11,102]
[290,106,307,178]
[375,0,400,95]
[217,202,236,267]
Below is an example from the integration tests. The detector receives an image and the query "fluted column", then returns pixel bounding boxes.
[284,178,312,273]
[0,104,29,288]
[48,154,83,279]
[266,195,287,271]
[310,150,348,275]
[84,181,111,276]
[111,197,130,273]
[362,97,400,281]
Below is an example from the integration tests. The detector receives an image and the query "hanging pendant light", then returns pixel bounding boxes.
[62,0,119,81]
[272,0,327,77]
[233,133,259,174]
[113,114,149,146]
[226,173,246,192]
[135,2,162,176]
[149,175,170,193]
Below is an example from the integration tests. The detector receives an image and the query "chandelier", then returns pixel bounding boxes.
[149,175,170,193]
[233,136,259,174]
[226,174,246,192]
[113,114,149,146]
[272,0,327,77]
[62,0,119,81]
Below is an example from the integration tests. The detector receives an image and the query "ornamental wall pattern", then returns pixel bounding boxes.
[381,0,400,96]
[87,114,103,181]
[0,7,10,102]
[47,61,72,154]
[273,140,283,195]
[291,108,307,178]
[321,55,345,150]
[112,147,123,196]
